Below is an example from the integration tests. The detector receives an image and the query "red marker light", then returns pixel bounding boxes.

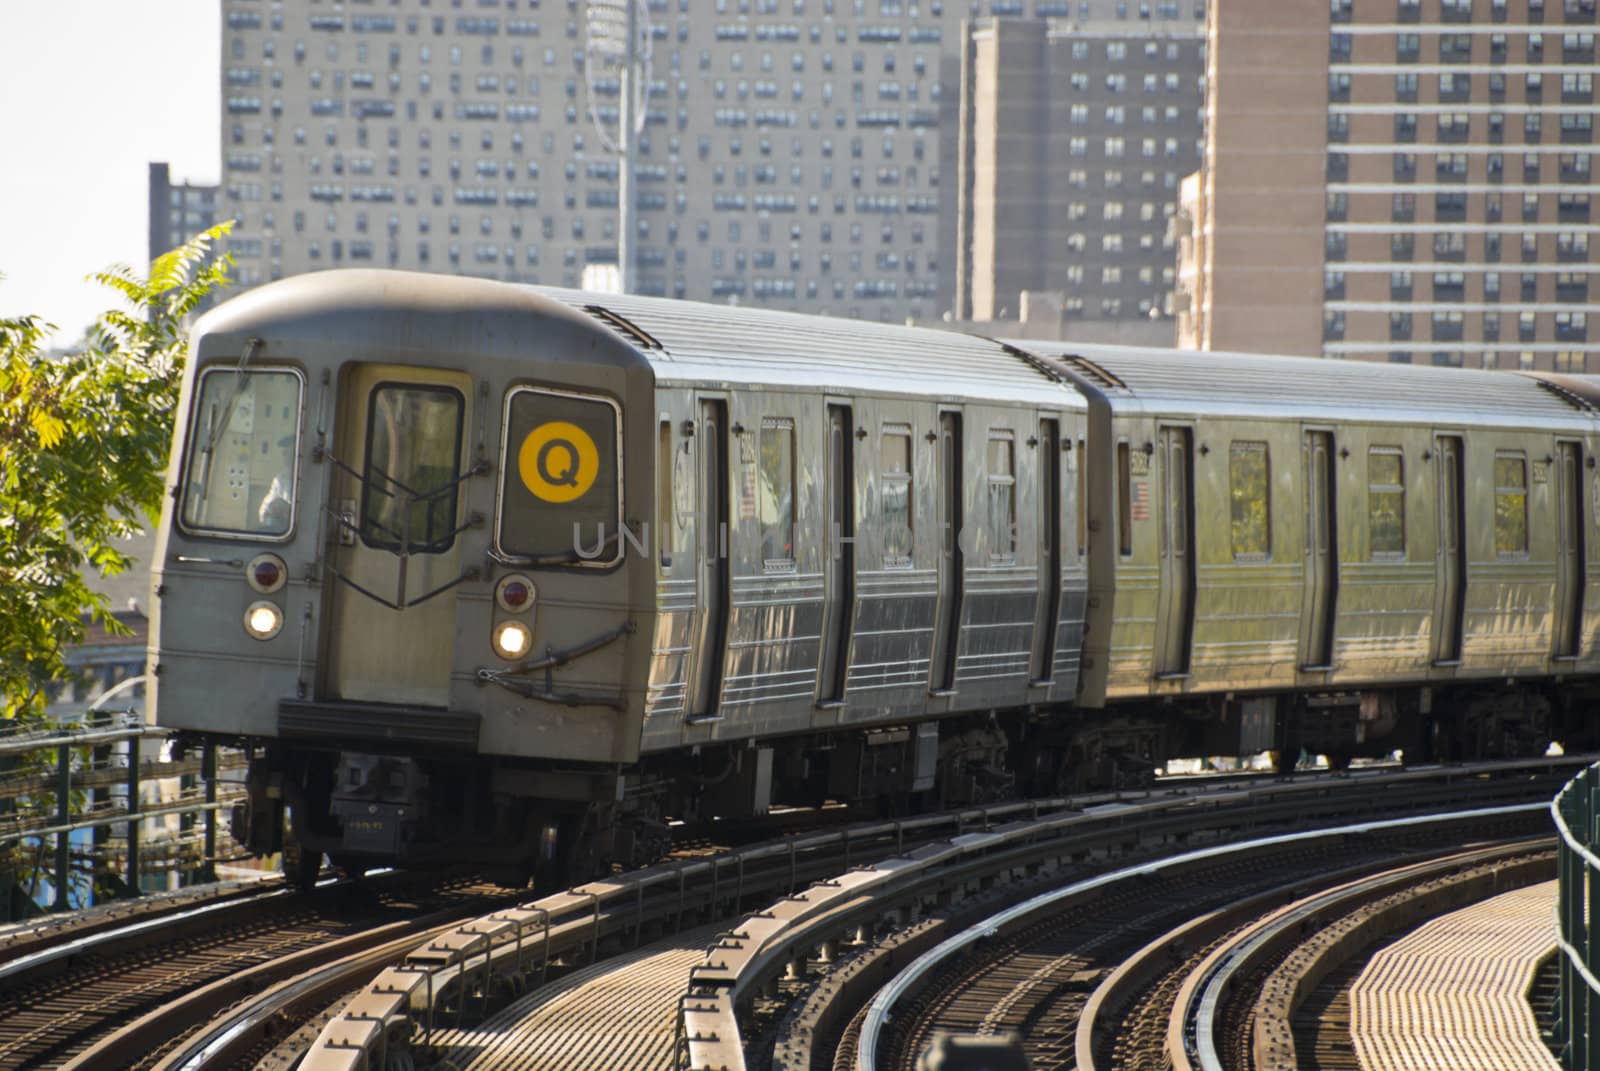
[494,574,537,614]
[246,553,289,594]
[253,559,283,590]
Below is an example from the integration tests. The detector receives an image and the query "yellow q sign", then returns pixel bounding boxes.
[518,421,600,503]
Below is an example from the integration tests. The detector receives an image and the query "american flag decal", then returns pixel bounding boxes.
[1130,480,1151,522]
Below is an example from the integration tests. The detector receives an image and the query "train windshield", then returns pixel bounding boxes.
[497,387,621,565]
[360,383,465,553]
[179,367,304,539]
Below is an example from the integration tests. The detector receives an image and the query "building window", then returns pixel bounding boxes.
[1368,449,1405,558]
[1229,442,1270,560]
[1494,454,1528,556]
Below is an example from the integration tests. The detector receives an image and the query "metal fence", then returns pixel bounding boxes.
[0,709,246,917]
[1552,762,1600,1069]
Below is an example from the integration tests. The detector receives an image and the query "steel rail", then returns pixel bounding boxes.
[855,802,1545,1071]
[1182,838,1549,1071]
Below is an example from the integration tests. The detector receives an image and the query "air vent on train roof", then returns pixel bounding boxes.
[1055,354,1128,391]
[1535,376,1600,414]
[998,342,1071,385]
[584,304,664,351]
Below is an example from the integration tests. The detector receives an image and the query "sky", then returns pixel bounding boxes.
[0,1,221,344]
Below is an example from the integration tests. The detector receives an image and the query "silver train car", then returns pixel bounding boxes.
[150,270,1600,882]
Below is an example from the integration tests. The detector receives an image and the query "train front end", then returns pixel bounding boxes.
[150,270,656,880]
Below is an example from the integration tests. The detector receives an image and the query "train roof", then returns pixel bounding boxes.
[1022,341,1600,430]
[533,286,1081,407]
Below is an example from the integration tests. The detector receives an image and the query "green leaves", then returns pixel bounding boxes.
[0,223,233,722]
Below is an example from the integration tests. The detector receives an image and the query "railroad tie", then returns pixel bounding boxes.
[430,923,726,1071]
[1348,881,1558,1071]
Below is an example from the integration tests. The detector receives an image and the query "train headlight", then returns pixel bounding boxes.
[493,620,533,660]
[494,573,536,613]
[244,600,284,641]
[246,552,288,594]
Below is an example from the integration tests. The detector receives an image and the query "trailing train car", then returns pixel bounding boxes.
[1033,344,1600,774]
[151,271,1089,882]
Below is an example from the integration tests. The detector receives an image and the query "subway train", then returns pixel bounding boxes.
[150,270,1600,883]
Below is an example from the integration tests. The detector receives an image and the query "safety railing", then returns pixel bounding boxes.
[1551,761,1600,1069]
[0,708,246,916]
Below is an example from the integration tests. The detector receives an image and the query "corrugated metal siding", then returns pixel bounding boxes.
[530,286,1077,404]
[1029,342,1599,425]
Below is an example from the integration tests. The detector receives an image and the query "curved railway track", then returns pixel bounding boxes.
[4,756,1579,1071]
[870,826,1549,1071]
[0,872,516,1071]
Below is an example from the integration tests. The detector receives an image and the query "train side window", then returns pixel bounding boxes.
[657,420,673,569]
[1494,452,1528,555]
[1117,441,1133,557]
[1076,437,1087,557]
[881,425,914,567]
[1368,447,1406,558]
[1229,441,1271,560]
[987,430,1017,561]
[759,417,796,568]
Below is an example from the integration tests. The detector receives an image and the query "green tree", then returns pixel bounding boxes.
[0,224,233,723]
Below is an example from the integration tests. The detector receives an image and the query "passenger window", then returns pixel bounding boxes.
[1368,448,1406,558]
[759,417,795,567]
[881,425,913,566]
[987,431,1016,560]
[180,367,304,539]
[1494,453,1528,555]
[362,383,464,553]
[497,387,621,565]
[657,420,673,569]
[1229,441,1270,559]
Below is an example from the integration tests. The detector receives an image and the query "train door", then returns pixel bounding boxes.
[687,398,730,720]
[930,410,964,695]
[1153,426,1195,678]
[817,404,855,705]
[1300,430,1339,671]
[1554,441,1586,660]
[1433,434,1467,665]
[1031,416,1062,684]
[327,364,474,706]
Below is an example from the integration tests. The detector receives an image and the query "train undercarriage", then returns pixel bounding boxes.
[192,677,1597,890]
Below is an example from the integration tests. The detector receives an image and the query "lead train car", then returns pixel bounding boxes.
[151,270,1089,879]
[1032,343,1600,772]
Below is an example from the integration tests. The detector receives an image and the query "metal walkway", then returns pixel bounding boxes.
[429,923,723,1071]
[1349,880,1559,1071]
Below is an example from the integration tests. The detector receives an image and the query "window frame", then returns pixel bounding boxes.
[758,416,797,572]
[986,429,1018,562]
[1367,447,1407,559]
[1227,440,1272,561]
[360,381,467,554]
[879,423,915,569]
[177,363,307,543]
[492,385,625,569]
[656,419,674,571]
[1117,440,1134,557]
[1493,450,1529,557]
